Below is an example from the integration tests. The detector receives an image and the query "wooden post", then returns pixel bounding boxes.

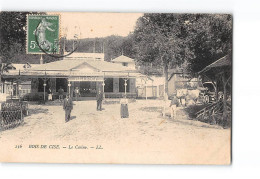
[124,79,127,97]
[11,79,13,100]
[43,69,47,103]
[163,65,168,117]
[222,74,227,127]
[102,73,105,99]
[215,79,219,101]
[68,80,71,97]
[18,70,21,102]
[43,81,46,102]
[145,78,147,100]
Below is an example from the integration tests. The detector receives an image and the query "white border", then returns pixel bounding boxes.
[1,0,260,179]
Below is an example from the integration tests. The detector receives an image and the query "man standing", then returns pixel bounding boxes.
[74,87,80,101]
[63,94,73,122]
[170,95,179,120]
[48,88,53,101]
[58,86,64,102]
[96,90,103,111]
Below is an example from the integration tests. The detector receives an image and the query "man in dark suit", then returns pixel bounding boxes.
[58,86,64,102]
[63,94,73,122]
[96,90,103,111]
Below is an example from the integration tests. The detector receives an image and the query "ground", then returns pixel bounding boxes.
[0,99,231,164]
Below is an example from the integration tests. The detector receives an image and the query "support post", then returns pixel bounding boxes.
[43,81,46,102]
[11,79,13,100]
[102,73,105,99]
[43,69,47,103]
[18,70,21,102]
[68,81,71,97]
[222,74,227,127]
[163,67,166,117]
[124,79,127,97]
[145,79,147,100]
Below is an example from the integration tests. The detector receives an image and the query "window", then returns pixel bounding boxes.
[104,78,113,92]
[122,62,128,66]
[119,78,130,92]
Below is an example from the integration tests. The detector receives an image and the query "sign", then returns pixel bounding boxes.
[68,76,104,82]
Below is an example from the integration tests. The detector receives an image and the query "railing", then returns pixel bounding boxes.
[104,93,137,99]
[0,101,29,131]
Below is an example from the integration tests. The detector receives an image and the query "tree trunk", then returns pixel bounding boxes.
[162,62,168,118]
[0,74,2,93]
[164,63,168,96]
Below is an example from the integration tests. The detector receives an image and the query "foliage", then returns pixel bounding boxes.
[0,12,26,63]
[0,12,232,76]
[133,13,195,93]
[64,35,136,62]
[186,14,232,72]
[133,14,193,67]
[132,13,232,73]
[0,11,59,66]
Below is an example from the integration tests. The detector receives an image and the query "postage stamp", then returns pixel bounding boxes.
[27,14,60,54]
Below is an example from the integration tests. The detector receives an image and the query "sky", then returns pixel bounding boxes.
[54,12,143,39]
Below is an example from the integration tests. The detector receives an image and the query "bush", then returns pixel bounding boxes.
[22,93,47,101]
[184,104,207,118]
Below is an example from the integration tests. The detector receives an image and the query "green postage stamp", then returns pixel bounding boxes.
[27,14,60,54]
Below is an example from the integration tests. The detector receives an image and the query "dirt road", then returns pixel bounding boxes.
[0,99,231,164]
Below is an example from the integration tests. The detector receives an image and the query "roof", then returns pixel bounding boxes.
[87,60,135,72]
[111,55,135,63]
[168,69,190,81]
[199,55,231,74]
[29,59,136,72]
[2,58,143,78]
[64,52,104,60]
[29,60,85,71]
[2,63,40,75]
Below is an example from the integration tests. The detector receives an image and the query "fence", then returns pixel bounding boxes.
[137,86,158,99]
[0,101,29,131]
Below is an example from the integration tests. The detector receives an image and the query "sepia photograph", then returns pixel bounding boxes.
[0,11,232,164]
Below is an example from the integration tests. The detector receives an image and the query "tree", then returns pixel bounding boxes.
[0,12,28,63]
[0,58,14,92]
[186,14,232,73]
[0,11,48,64]
[133,13,193,95]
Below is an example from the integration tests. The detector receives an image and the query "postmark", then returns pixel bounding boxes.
[27,14,60,54]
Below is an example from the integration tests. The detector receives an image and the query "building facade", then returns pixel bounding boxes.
[1,53,143,100]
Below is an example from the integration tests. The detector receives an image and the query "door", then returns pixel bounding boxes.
[79,82,97,97]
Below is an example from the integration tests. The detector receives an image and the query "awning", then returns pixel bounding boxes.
[198,54,232,74]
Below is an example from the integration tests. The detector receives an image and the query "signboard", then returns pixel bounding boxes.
[68,76,104,82]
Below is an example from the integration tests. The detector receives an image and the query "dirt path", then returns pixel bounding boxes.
[0,99,231,164]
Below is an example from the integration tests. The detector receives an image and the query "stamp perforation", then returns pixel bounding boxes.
[26,13,61,55]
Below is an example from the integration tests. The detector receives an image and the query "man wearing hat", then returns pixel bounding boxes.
[96,90,103,111]
[63,94,73,122]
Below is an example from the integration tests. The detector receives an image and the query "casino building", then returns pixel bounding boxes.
[1,53,143,100]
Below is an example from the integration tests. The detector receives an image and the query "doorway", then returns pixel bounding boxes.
[79,82,97,97]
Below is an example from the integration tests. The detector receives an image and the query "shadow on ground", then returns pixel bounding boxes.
[166,116,223,129]
[29,108,49,115]
[27,101,64,107]
[139,106,163,113]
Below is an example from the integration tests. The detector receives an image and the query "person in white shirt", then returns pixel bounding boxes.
[120,95,129,118]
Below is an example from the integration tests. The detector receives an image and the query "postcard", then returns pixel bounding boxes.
[0,12,232,164]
